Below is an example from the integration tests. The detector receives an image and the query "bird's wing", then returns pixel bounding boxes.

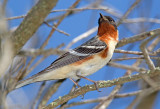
[15,36,107,89]
[40,36,107,73]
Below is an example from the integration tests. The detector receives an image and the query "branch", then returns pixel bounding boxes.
[108,62,146,72]
[38,80,65,108]
[116,28,160,48]
[11,0,58,54]
[140,36,156,71]
[44,68,160,109]
[112,56,160,61]
[18,48,66,56]
[40,0,81,49]
[127,36,160,109]
[65,26,98,49]
[59,87,156,108]
[94,85,122,109]
[114,49,159,56]
[44,22,70,36]
[117,0,141,26]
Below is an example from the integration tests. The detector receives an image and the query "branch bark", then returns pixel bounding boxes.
[11,0,58,55]
[44,68,160,109]
[116,28,160,48]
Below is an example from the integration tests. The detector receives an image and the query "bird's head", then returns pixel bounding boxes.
[97,13,118,38]
[98,13,117,30]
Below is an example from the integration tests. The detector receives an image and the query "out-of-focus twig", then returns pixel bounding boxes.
[112,56,160,61]
[108,62,146,72]
[38,79,65,109]
[21,0,81,79]
[66,26,98,49]
[117,28,160,48]
[32,82,46,109]
[127,35,160,109]
[140,36,157,71]
[127,85,160,109]
[94,85,122,109]
[117,0,142,26]
[114,49,160,56]
[41,0,81,49]
[123,18,160,24]
[44,22,70,36]
[18,48,66,57]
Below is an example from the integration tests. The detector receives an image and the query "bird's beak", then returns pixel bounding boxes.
[99,13,105,20]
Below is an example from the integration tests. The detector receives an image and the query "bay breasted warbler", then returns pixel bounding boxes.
[16,13,118,91]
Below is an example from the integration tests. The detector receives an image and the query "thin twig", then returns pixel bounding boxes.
[117,0,142,26]
[127,85,160,109]
[19,48,66,57]
[41,0,81,49]
[32,82,46,109]
[112,56,160,61]
[6,15,26,20]
[117,28,160,48]
[140,36,156,71]
[114,49,158,56]
[26,56,47,77]
[108,62,146,72]
[44,22,70,36]
[38,79,65,109]
[123,18,160,24]
[65,26,97,49]
[94,85,122,109]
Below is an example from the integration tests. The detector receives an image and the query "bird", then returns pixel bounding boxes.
[16,13,118,91]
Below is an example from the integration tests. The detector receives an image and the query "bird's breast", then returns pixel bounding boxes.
[70,40,117,79]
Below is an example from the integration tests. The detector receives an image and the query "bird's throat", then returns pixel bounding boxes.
[97,22,118,42]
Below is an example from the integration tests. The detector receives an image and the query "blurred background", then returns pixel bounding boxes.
[0,0,160,109]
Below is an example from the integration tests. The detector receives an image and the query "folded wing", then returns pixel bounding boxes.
[40,36,107,73]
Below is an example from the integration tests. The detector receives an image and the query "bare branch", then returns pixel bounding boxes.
[117,28,160,48]
[94,85,122,109]
[11,0,58,54]
[108,62,146,72]
[32,82,46,109]
[40,0,81,49]
[59,90,142,109]
[44,68,160,109]
[18,0,81,82]
[140,36,157,71]
[44,22,70,36]
[18,48,65,57]
[66,27,98,49]
[117,0,142,26]
[38,80,65,108]
[112,56,160,61]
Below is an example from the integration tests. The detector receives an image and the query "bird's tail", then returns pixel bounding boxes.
[15,76,39,89]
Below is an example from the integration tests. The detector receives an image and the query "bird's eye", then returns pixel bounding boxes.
[109,19,114,22]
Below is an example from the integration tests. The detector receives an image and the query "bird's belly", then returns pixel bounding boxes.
[78,59,107,77]
[70,54,112,79]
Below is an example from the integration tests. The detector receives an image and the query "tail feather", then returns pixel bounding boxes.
[16,77,37,89]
